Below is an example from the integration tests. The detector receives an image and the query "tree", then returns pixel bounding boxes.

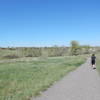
[70,40,80,55]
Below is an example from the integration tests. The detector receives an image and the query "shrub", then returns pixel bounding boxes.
[3,54,19,59]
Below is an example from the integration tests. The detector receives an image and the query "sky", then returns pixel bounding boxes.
[0,0,100,47]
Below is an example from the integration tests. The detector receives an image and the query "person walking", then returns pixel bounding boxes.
[91,54,96,69]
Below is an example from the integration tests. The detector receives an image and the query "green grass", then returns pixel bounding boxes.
[96,53,100,72]
[0,56,85,100]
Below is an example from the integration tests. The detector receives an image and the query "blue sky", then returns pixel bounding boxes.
[0,0,100,47]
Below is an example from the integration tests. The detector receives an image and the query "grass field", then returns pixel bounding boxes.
[96,53,100,72]
[0,56,85,100]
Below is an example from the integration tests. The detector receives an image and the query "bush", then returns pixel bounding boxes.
[26,54,33,57]
[3,54,19,59]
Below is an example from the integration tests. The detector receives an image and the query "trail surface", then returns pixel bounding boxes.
[32,59,100,100]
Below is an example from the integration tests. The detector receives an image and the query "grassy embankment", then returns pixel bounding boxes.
[0,56,85,100]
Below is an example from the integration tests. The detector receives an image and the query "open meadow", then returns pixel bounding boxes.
[0,56,85,100]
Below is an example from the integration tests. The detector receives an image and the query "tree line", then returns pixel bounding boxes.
[0,41,98,59]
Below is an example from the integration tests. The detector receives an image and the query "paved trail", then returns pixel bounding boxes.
[32,59,100,100]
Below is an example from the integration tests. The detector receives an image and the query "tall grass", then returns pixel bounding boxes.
[0,47,69,59]
[96,53,100,72]
[0,56,85,100]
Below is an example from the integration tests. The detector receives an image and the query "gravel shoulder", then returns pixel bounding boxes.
[32,59,100,100]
